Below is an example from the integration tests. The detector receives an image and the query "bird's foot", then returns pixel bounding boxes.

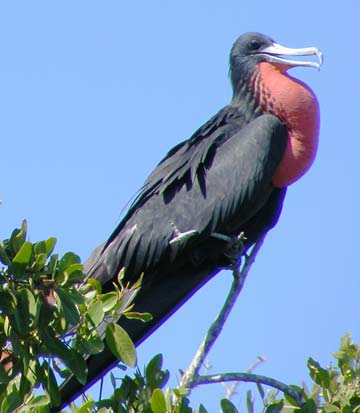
[212,231,247,270]
[168,221,200,261]
[169,229,199,246]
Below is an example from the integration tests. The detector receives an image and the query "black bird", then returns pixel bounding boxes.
[59,32,321,408]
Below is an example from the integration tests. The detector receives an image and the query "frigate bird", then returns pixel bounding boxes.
[58,32,321,409]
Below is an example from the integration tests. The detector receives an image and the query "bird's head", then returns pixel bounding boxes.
[229,32,322,93]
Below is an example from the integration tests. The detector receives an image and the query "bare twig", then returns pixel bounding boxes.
[179,234,266,389]
[223,355,266,400]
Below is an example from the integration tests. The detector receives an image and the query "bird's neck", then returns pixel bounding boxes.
[253,62,320,187]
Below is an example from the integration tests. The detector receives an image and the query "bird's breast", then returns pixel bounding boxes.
[254,62,320,187]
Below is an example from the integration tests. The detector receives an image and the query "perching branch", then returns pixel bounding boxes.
[193,372,302,404]
[179,233,303,405]
[179,234,266,389]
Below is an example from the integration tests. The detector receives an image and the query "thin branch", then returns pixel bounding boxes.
[193,372,302,404]
[246,355,266,374]
[179,234,266,389]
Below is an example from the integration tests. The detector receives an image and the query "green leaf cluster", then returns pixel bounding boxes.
[252,333,360,413]
[0,222,143,412]
[80,353,208,413]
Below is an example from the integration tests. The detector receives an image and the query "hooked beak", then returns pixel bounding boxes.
[259,42,323,70]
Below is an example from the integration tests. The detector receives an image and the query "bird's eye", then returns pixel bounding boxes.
[250,39,260,51]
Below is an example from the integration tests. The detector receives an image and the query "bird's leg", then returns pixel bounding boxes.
[169,221,199,246]
[211,231,247,270]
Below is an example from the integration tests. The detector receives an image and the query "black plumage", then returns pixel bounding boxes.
[86,111,287,284]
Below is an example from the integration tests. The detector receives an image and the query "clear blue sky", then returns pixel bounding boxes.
[0,0,358,410]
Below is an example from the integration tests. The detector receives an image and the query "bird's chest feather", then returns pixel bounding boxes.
[254,62,320,187]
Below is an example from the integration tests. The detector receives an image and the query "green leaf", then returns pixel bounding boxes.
[76,400,96,413]
[4,316,11,336]
[150,388,166,413]
[10,220,27,254]
[58,252,81,272]
[19,373,32,399]
[34,241,46,255]
[350,396,360,409]
[323,404,341,412]
[110,371,116,388]
[105,323,136,367]
[38,301,56,327]
[66,349,88,385]
[27,394,50,407]
[87,300,104,327]
[117,267,126,284]
[45,237,57,256]
[63,263,84,284]
[164,387,172,412]
[48,253,58,277]
[23,287,36,318]
[39,325,68,355]
[100,292,119,312]
[179,396,192,413]
[307,357,330,389]
[45,363,61,407]
[23,359,37,387]
[97,408,114,413]
[31,252,47,271]
[1,390,22,413]
[87,278,102,294]
[81,333,104,355]
[256,382,265,400]
[146,354,164,389]
[56,288,81,326]
[264,400,284,413]
[39,326,88,384]
[333,333,359,379]
[284,385,303,407]
[0,291,17,314]
[220,398,238,413]
[15,289,33,333]
[173,387,190,397]
[199,404,208,413]
[11,241,32,273]
[146,354,163,377]
[0,243,11,265]
[343,405,354,413]
[246,390,254,413]
[64,288,84,305]
[125,311,153,322]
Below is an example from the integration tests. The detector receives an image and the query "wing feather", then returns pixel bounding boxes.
[85,109,288,286]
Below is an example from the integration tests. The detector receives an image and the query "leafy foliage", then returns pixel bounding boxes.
[0,221,144,412]
[64,334,360,413]
[254,333,360,413]
[0,223,359,413]
[83,353,204,413]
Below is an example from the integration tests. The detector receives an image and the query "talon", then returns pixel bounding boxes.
[222,231,247,269]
